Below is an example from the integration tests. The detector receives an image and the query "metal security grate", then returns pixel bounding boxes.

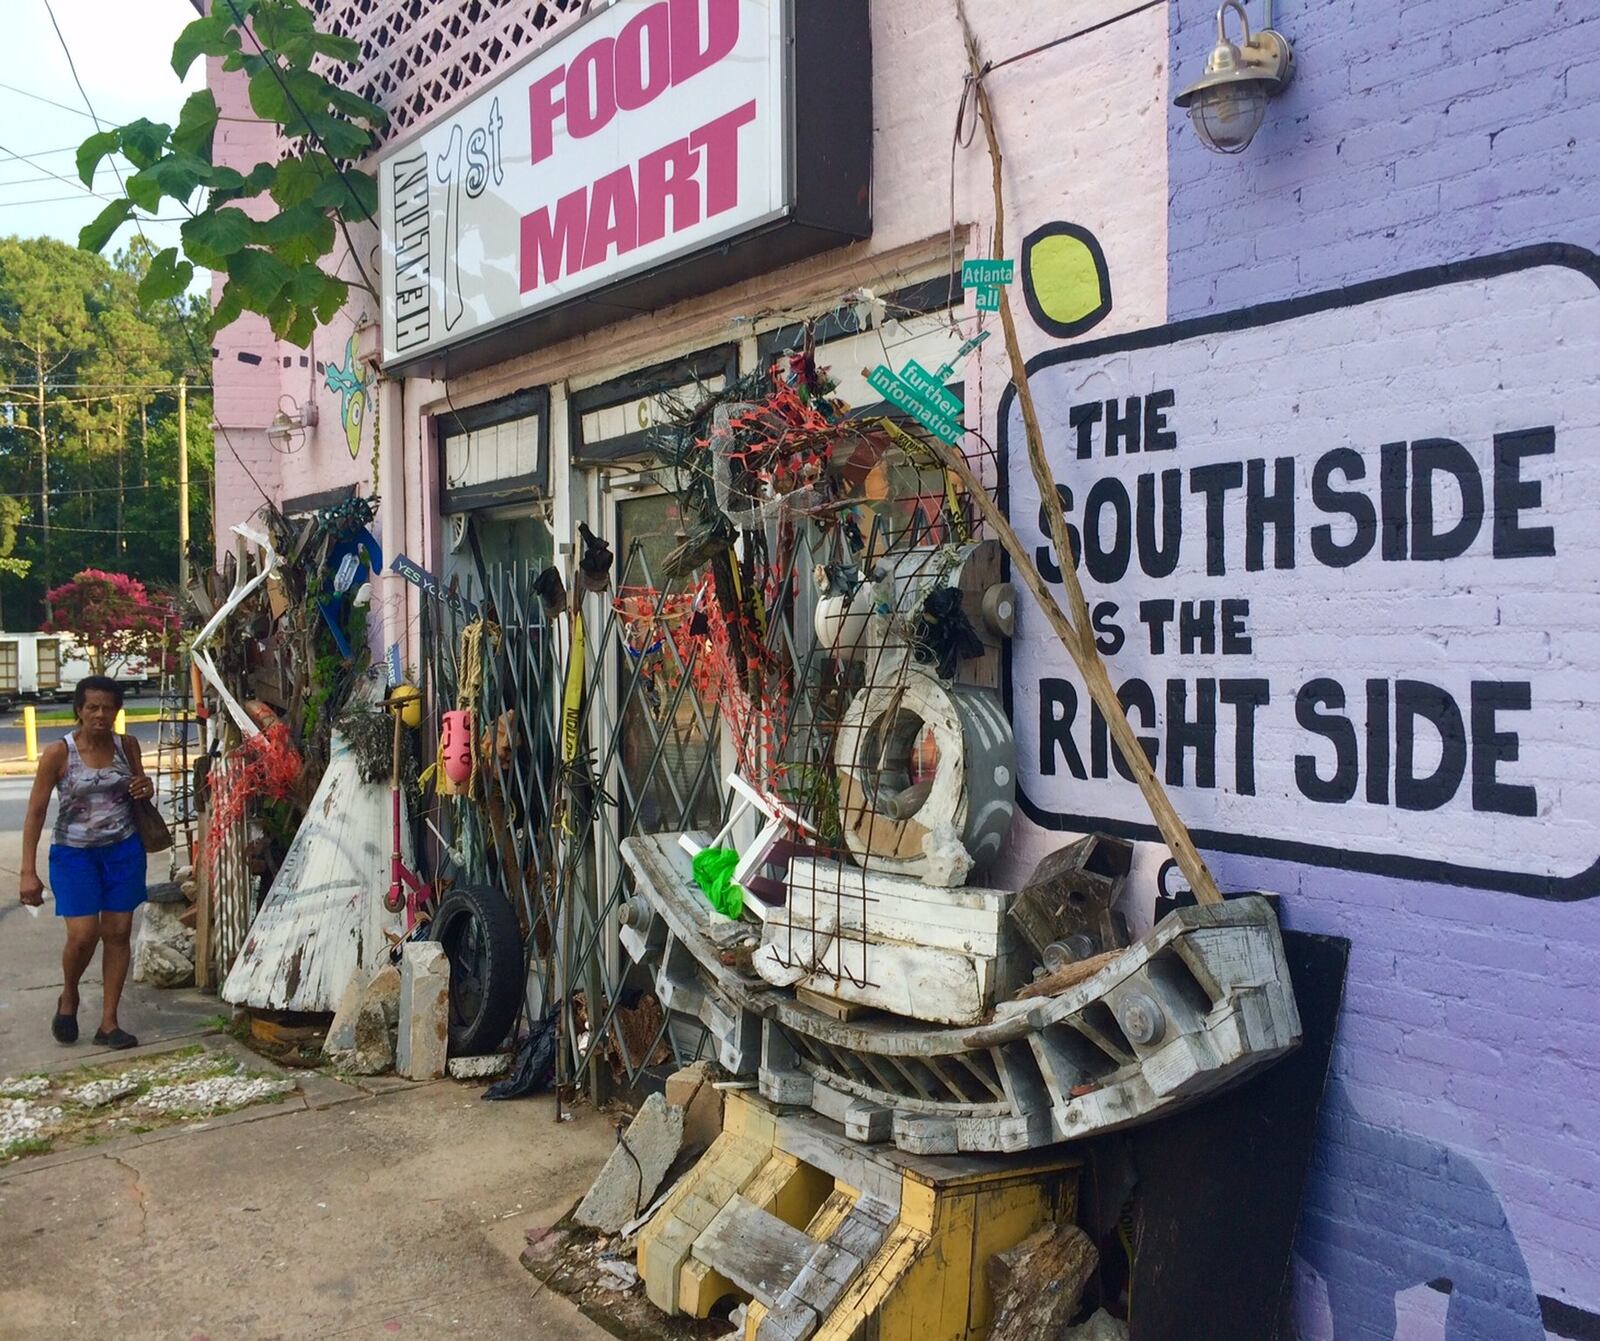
[421,540,725,1100]
[309,0,585,145]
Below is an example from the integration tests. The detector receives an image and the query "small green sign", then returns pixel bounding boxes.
[962,258,1015,287]
[900,359,964,420]
[867,365,965,445]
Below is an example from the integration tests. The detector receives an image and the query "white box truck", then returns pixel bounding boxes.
[0,633,65,702]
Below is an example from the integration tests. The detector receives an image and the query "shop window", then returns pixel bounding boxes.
[571,346,739,465]
[613,491,722,837]
[439,510,554,603]
[437,386,549,511]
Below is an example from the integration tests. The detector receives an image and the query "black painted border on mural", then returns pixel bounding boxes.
[997,244,1600,903]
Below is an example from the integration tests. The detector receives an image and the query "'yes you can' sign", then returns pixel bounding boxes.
[1004,251,1600,900]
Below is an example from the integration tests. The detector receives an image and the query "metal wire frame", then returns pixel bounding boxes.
[409,419,1001,1094]
[417,539,729,1098]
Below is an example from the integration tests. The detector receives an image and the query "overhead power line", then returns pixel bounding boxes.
[0,79,97,120]
[0,139,114,203]
[0,144,93,161]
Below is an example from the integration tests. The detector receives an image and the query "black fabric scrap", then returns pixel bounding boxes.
[483,1011,559,1100]
[911,586,985,680]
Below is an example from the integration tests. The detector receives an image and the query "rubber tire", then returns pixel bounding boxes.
[429,885,523,1056]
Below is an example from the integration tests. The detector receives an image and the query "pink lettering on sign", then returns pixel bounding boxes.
[637,138,702,244]
[519,99,758,293]
[526,0,742,164]
[669,0,740,85]
[583,165,640,270]
[567,38,615,139]
[616,3,671,111]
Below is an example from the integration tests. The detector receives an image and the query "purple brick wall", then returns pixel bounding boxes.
[1166,2,1600,1337]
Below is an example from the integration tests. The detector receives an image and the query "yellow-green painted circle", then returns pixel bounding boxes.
[1023,224,1112,338]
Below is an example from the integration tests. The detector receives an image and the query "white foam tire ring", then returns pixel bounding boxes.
[834,669,1015,881]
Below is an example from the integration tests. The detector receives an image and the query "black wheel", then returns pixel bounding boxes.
[430,885,523,1055]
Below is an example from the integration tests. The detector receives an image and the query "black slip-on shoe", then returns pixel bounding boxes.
[52,998,78,1045]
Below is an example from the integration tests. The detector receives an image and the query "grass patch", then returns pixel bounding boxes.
[0,1045,298,1164]
[31,709,166,725]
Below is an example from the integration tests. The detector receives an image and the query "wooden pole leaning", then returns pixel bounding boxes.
[951,8,1223,906]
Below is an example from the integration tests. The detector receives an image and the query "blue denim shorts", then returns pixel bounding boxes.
[49,832,147,918]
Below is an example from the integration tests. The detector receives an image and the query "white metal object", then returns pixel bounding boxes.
[190,522,276,738]
[620,832,1302,1154]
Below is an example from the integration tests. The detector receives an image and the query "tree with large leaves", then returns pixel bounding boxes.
[76,0,386,347]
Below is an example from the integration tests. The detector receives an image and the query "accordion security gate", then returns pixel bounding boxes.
[420,543,727,1098]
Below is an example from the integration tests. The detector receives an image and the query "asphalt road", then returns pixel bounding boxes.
[0,703,199,762]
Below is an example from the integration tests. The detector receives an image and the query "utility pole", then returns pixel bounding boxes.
[177,377,189,592]
[35,350,48,551]
[116,415,126,557]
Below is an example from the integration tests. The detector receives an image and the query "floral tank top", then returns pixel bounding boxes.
[53,733,135,848]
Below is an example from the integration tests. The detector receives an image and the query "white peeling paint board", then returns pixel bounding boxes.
[221,732,406,1011]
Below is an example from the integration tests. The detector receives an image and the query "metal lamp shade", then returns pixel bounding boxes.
[1185,78,1270,153]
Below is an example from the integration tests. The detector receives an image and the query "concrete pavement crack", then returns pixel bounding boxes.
[104,1152,150,1240]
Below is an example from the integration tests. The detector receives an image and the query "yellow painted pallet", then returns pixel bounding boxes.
[637,1090,1081,1341]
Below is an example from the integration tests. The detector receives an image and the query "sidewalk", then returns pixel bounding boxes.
[0,1047,620,1340]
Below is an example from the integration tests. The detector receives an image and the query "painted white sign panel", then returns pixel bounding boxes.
[378,0,788,365]
[1004,252,1600,900]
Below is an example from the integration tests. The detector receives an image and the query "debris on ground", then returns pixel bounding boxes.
[137,1074,296,1116]
[448,1053,510,1080]
[664,1061,724,1153]
[1,1098,64,1153]
[397,942,449,1080]
[326,963,401,1075]
[0,1046,299,1161]
[522,1221,727,1341]
[483,1012,558,1101]
[574,1093,686,1233]
[1065,1309,1131,1340]
[597,1258,641,1291]
[132,896,197,988]
[985,1223,1099,1341]
[64,1077,143,1108]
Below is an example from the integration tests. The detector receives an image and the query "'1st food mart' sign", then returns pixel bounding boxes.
[378,0,872,375]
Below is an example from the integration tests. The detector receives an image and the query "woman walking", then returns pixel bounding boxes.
[17,675,155,1050]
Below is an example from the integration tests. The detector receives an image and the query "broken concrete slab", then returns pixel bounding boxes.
[574,1093,685,1234]
[326,963,401,1076]
[396,944,449,1081]
[132,900,196,989]
[448,1053,510,1080]
[1065,1309,1130,1340]
[664,1060,723,1152]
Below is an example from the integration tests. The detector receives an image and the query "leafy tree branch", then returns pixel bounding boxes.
[75,0,387,348]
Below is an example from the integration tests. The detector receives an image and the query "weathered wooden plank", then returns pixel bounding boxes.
[691,1195,818,1309]
[986,1224,1098,1341]
[795,986,870,1022]
[787,855,1013,916]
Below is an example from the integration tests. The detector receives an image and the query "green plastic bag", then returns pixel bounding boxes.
[692,846,744,919]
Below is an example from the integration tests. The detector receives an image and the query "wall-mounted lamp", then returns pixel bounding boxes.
[266,395,319,452]
[1174,1,1295,155]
